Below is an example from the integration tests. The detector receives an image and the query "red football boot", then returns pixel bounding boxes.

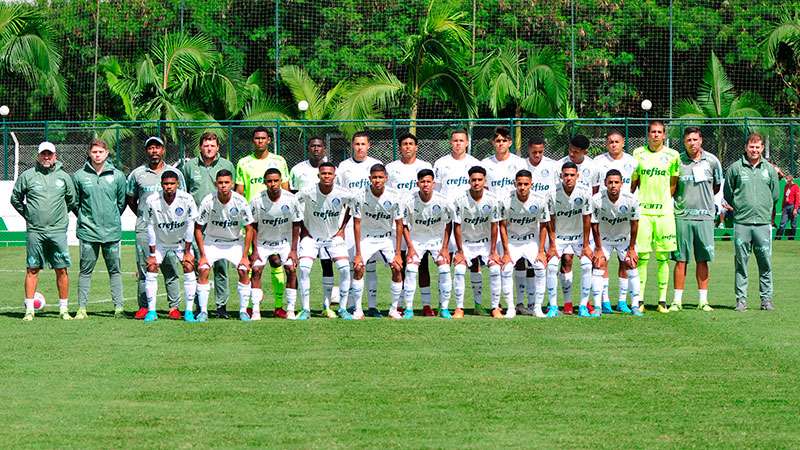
[422,305,435,317]
[134,307,149,320]
[563,302,574,315]
[168,308,182,320]
[274,307,288,319]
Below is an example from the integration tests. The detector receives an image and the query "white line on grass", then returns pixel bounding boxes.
[0,293,167,311]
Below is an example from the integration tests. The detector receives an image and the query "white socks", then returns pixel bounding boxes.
[299,259,313,311]
[559,271,573,303]
[404,263,419,310]
[351,278,365,313]
[470,271,483,306]
[514,269,527,305]
[335,259,351,307]
[236,282,251,312]
[183,272,197,310]
[591,269,605,308]
[627,268,641,307]
[437,264,452,310]
[453,264,466,309]
[501,263,514,310]
[285,287,297,313]
[251,288,263,315]
[390,281,403,310]
[322,276,334,309]
[488,264,501,309]
[366,261,378,309]
[145,272,158,311]
[197,283,211,313]
[618,277,629,304]
[579,256,592,307]
[546,257,559,307]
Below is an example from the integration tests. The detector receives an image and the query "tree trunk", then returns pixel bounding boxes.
[409,96,418,136]
[514,105,522,155]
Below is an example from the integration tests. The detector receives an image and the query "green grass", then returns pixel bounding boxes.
[0,242,798,448]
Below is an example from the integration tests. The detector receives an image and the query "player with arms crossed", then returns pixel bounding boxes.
[297,162,357,319]
[401,169,461,319]
[501,169,554,318]
[548,161,594,316]
[452,166,508,318]
[351,164,405,319]
[590,169,642,317]
[194,169,255,322]
[250,168,302,319]
[142,171,198,322]
[631,120,680,314]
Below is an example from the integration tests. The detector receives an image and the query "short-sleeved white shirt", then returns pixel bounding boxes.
[591,191,640,242]
[386,159,433,193]
[502,192,551,243]
[145,191,198,247]
[551,183,593,241]
[525,157,559,197]
[558,155,595,190]
[296,185,356,240]
[289,160,324,192]
[353,187,404,239]
[336,156,383,195]
[197,192,254,244]
[452,190,502,244]
[591,152,637,191]
[404,191,455,247]
[482,153,526,195]
[250,190,302,245]
[433,153,482,195]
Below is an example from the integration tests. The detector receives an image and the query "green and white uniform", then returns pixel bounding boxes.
[673,150,723,263]
[631,145,680,253]
[73,160,127,308]
[11,161,77,269]
[235,152,289,202]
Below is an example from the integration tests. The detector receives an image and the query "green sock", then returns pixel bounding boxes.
[638,253,650,301]
[270,266,286,308]
[656,252,670,304]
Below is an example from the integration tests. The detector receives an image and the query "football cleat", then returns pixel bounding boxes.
[323,308,337,319]
[74,308,88,320]
[286,310,296,320]
[184,310,196,322]
[698,303,713,312]
[114,307,125,319]
[274,308,287,319]
[504,308,516,320]
[337,308,353,320]
[388,308,402,320]
[668,302,682,312]
[167,308,182,320]
[22,311,34,321]
[239,311,251,321]
[439,308,452,319]
[366,307,383,318]
[601,302,614,314]
[402,308,414,320]
[144,311,158,322]
[657,304,670,314]
[251,310,262,321]
[195,311,208,322]
[134,307,149,320]
[422,305,435,317]
[453,308,465,319]
[352,310,365,320]
[545,305,560,318]
[616,302,632,314]
[578,305,592,318]
[491,308,503,319]
[563,302,574,315]
[296,310,310,320]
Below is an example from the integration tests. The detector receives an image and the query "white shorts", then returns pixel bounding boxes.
[463,240,491,265]
[555,238,590,256]
[299,235,348,260]
[507,241,539,266]
[600,238,631,262]
[154,245,187,265]
[358,238,396,266]
[407,240,447,265]
[253,243,293,268]
[202,242,244,269]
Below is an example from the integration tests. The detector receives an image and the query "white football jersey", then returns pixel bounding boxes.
[250,190,302,245]
[336,156,383,195]
[551,183,593,240]
[197,192,254,244]
[482,153,526,195]
[452,190,501,244]
[145,191,198,247]
[353,187,404,239]
[502,192,551,243]
[386,159,432,193]
[525,156,559,197]
[591,191,640,242]
[433,153,482,195]
[296,185,356,240]
[289,160,324,192]
[591,152,636,191]
[558,155,595,190]
[404,191,455,247]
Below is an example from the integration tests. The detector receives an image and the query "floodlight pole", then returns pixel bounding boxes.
[1,106,8,180]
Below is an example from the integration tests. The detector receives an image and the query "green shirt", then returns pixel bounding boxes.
[674,150,723,221]
[631,145,680,216]
[11,161,77,233]
[235,152,289,201]
[180,155,235,205]
[73,161,127,242]
[126,163,185,233]
[723,156,780,225]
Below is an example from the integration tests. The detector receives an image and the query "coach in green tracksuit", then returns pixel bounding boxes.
[180,131,235,318]
[723,133,780,312]
[73,139,127,319]
[11,142,77,321]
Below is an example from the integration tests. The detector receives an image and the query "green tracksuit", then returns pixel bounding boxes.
[723,155,781,303]
[73,161,127,308]
[181,155,235,308]
[11,161,77,269]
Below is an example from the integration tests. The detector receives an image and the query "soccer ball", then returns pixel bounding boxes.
[30,292,46,310]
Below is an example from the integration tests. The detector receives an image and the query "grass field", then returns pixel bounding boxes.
[0,241,798,448]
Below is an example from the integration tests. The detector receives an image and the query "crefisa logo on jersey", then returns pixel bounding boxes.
[331,197,341,208]
[230,207,239,216]
[175,207,184,216]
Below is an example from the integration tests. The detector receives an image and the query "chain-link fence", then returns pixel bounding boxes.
[2,118,798,179]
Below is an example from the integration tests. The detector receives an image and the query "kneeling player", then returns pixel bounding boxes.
[452,166,507,318]
[351,164,405,319]
[250,168,302,319]
[296,162,357,319]
[590,169,641,316]
[143,171,198,322]
[195,169,255,322]
[501,170,553,317]
[401,169,460,319]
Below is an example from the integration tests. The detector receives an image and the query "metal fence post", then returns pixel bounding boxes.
[275,121,281,155]
[227,123,233,161]
[115,126,121,168]
[274,0,280,98]
[624,117,629,153]
[2,118,7,180]
[392,119,398,160]
[790,122,796,175]
[44,121,49,141]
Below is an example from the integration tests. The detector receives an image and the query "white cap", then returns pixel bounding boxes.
[144,136,165,148]
[38,141,56,154]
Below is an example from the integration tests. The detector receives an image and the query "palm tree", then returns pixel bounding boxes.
[675,51,765,162]
[337,0,475,133]
[0,4,67,111]
[762,10,800,115]
[474,45,569,152]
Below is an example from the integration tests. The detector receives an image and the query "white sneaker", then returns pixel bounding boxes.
[388,308,402,320]
[285,310,295,320]
[251,311,262,321]
[352,310,365,320]
[504,308,516,319]
[533,306,547,318]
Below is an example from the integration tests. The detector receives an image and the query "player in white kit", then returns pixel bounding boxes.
[433,129,481,196]
[337,131,382,313]
[194,169,254,322]
[548,161,594,317]
[297,162,358,319]
[351,164,405,319]
[501,169,554,318]
[452,166,506,318]
[401,169,462,319]
[482,126,526,196]
[591,130,638,313]
[590,169,642,317]
[142,171,198,322]
[250,168,302,319]
[559,134,595,190]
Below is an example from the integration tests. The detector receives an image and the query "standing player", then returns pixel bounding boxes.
[142,171,198,322]
[401,169,461,319]
[351,164,405,319]
[559,135,595,190]
[194,169,255,322]
[501,169,553,318]
[12,142,77,321]
[591,130,637,313]
[631,121,680,314]
[72,139,127,319]
[127,136,186,320]
[452,166,507,318]
[235,127,290,319]
[297,162,357,319]
[433,129,481,195]
[482,126,526,195]
[590,169,642,317]
[548,161,594,316]
[181,132,235,318]
[250,168,302,319]
[670,127,722,312]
